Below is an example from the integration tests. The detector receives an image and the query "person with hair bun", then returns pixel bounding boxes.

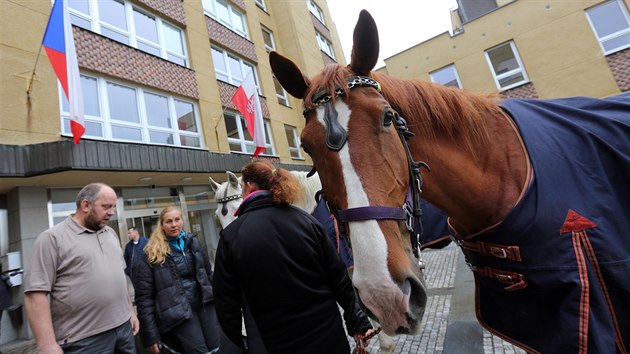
[214,160,372,354]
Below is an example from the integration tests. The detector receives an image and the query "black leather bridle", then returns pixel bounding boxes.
[216,186,242,216]
[303,76,429,259]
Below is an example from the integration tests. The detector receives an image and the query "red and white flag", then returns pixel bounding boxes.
[43,0,85,144]
[231,71,265,156]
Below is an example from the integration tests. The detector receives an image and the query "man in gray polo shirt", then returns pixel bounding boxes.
[24,183,139,354]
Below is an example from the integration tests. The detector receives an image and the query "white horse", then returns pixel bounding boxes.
[209,171,396,354]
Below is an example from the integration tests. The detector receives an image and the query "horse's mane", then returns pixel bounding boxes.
[306,65,504,156]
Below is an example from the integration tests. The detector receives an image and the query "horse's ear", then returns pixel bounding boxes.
[269,51,309,99]
[209,177,221,192]
[227,171,239,189]
[349,10,379,75]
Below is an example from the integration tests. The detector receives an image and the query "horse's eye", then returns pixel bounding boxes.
[383,111,395,127]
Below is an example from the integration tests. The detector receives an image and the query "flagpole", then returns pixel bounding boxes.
[26,40,45,100]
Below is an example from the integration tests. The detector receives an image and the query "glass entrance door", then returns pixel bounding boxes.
[125,208,163,239]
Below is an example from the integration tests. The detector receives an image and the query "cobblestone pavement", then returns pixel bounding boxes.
[349,245,526,354]
[4,245,526,354]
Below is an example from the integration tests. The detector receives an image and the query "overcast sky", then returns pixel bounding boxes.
[327,0,458,68]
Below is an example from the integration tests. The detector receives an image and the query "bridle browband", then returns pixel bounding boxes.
[216,186,242,216]
[303,75,429,259]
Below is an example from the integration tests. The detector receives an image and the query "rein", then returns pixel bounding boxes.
[216,186,242,216]
[304,76,429,259]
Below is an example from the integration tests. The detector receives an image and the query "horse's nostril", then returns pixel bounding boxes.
[401,279,411,296]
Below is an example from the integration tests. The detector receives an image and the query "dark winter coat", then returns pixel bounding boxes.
[214,192,372,354]
[132,233,214,347]
[124,236,148,277]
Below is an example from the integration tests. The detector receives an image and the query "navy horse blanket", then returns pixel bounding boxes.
[450,93,630,353]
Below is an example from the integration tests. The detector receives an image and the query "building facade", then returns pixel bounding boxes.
[382,0,630,99]
[0,0,343,344]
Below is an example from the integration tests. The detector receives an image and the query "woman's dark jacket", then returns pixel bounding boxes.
[133,233,214,347]
[214,192,372,354]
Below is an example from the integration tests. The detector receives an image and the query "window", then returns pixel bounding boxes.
[211,47,261,94]
[255,0,266,11]
[430,64,463,88]
[224,111,275,155]
[60,74,202,148]
[307,0,325,25]
[68,0,188,66]
[484,41,528,90]
[586,0,630,54]
[261,26,275,51]
[273,76,289,106]
[202,0,248,38]
[284,125,302,159]
[316,32,335,59]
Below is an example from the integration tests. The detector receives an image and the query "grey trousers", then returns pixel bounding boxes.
[60,320,136,354]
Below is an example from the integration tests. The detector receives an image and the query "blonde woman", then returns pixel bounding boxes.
[133,206,220,354]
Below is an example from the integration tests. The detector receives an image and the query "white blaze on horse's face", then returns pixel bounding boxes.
[314,101,425,335]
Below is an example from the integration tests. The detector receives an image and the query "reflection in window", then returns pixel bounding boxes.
[107,83,139,123]
[59,74,202,147]
[211,47,261,93]
[586,0,630,54]
[316,32,335,59]
[68,0,188,66]
[284,125,302,159]
[484,41,528,90]
[430,64,463,88]
[223,111,275,155]
[202,0,249,38]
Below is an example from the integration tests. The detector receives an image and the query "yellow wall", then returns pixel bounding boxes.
[384,0,629,98]
[0,0,344,165]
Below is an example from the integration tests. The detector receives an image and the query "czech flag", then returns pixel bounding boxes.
[231,71,266,157]
[43,0,85,144]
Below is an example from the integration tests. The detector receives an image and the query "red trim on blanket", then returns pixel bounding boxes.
[571,231,590,354]
[561,210,597,233]
[581,232,628,353]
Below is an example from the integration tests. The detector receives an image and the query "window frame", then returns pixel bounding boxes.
[211,47,262,94]
[307,0,325,25]
[202,0,249,38]
[430,64,463,88]
[585,0,630,54]
[255,0,267,11]
[261,25,275,51]
[67,0,188,66]
[484,41,529,91]
[315,31,335,59]
[223,111,276,156]
[59,73,203,148]
[273,76,290,107]
[284,125,302,159]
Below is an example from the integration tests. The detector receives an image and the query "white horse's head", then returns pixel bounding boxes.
[209,171,242,229]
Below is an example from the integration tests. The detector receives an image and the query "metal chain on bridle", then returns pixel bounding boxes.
[216,185,242,216]
[303,76,429,260]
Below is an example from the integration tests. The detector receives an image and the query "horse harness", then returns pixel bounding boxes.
[303,76,429,259]
[216,186,242,216]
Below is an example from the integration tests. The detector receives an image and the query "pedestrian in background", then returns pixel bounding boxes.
[133,206,220,354]
[24,182,139,354]
[214,160,373,354]
[124,226,148,303]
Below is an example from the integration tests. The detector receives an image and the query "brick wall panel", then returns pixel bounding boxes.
[137,0,186,27]
[322,52,336,66]
[217,81,270,118]
[606,48,630,92]
[500,82,538,100]
[311,14,331,39]
[229,0,246,11]
[75,27,198,99]
[207,17,257,62]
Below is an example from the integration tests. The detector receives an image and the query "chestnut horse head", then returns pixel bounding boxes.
[270,10,427,334]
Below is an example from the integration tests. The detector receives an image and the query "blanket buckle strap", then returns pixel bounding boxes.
[472,266,527,292]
